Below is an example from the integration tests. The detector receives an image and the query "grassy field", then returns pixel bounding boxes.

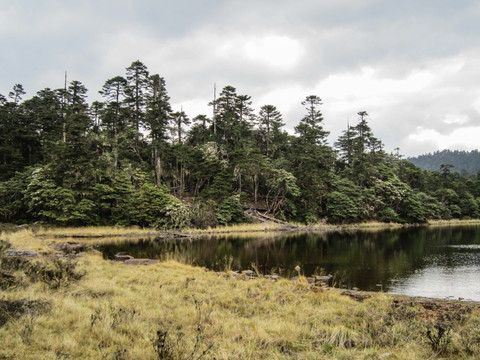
[1,229,480,359]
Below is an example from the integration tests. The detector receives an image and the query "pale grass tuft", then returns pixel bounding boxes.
[34,226,156,237]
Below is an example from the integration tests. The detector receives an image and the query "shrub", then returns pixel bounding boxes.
[216,196,244,225]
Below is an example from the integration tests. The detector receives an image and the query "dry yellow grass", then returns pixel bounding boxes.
[34,226,157,237]
[186,222,286,233]
[427,219,480,226]
[1,229,480,359]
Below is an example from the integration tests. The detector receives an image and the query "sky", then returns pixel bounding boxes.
[2,0,480,156]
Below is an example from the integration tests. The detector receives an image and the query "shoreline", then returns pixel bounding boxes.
[8,218,480,240]
[2,228,480,358]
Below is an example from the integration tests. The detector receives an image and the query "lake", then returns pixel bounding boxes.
[97,225,480,301]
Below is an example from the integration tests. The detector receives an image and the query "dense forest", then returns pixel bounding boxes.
[1,60,480,227]
[408,149,480,175]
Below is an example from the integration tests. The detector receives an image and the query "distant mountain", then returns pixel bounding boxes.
[408,149,480,175]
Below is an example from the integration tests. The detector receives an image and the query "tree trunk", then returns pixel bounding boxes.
[154,147,162,186]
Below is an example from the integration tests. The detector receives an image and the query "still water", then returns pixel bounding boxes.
[97,226,480,301]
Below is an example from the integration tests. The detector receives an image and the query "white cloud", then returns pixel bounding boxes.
[3,1,480,156]
[405,126,480,154]
[243,35,304,70]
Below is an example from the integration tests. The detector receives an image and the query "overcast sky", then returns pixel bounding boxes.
[2,0,480,156]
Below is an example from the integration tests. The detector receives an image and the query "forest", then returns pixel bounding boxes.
[408,149,480,175]
[1,60,480,228]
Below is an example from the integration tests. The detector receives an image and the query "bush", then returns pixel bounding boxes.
[378,207,400,223]
[190,200,218,229]
[326,191,363,223]
[217,196,244,225]
[131,184,178,226]
[0,256,84,289]
[156,202,193,230]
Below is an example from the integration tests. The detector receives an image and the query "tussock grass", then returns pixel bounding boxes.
[428,219,480,226]
[34,226,157,237]
[187,222,285,233]
[1,229,479,359]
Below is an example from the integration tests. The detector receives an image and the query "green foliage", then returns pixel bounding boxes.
[24,168,76,224]
[326,191,361,223]
[217,196,244,225]
[409,149,480,175]
[1,61,480,226]
[159,202,193,230]
[131,183,178,227]
[326,178,365,223]
[398,191,439,223]
[190,200,218,229]
[377,207,400,223]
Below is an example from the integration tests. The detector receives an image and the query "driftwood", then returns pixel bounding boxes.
[244,208,299,229]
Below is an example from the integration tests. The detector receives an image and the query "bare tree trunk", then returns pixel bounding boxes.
[254,174,258,206]
[154,148,162,186]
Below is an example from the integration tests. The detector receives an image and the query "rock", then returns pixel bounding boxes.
[55,242,88,254]
[352,287,359,291]
[291,276,299,282]
[269,275,281,281]
[4,249,38,258]
[242,270,257,277]
[113,252,134,261]
[341,290,372,302]
[315,275,332,282]
[306,277,315,284]
[123,258,159,265]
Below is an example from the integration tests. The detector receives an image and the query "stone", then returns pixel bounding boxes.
[123,258,159,265]
[114,252,134,261]
[55,242,88,254]
[242,270,256,277]
[315,275,332,282]
[4,249,38,258]
[306,277,315,284]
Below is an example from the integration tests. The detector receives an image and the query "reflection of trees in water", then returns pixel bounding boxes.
[96,226,480,291]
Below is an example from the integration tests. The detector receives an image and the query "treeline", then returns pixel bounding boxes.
[408,149,480,175]
[1,60,480,227]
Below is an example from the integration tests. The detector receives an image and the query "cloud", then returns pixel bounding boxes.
[2,0,480,156]
[405,126,480,154]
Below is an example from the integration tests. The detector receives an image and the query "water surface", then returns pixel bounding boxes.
[96,225,480,300]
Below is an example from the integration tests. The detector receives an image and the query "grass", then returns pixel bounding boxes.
[21,218,480,241]
[1,229,480,359]
[34,226,158,238]
[186,222,289,233]
[427,219,480,226]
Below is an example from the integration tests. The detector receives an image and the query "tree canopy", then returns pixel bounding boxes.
[1,60,480,227]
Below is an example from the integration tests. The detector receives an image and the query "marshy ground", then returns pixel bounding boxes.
[1,227,480,359]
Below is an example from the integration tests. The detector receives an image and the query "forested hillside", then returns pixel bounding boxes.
[408,149,480,175]
[1,61,480,227]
